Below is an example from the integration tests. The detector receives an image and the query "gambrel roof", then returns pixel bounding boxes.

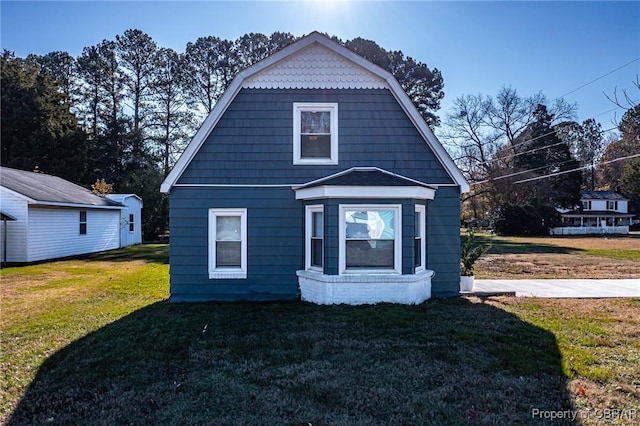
[161,31,468,193]
[0,167,123,209]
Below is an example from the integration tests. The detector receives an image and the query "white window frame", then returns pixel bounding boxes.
[607,200,618,211]
[305,205,324,272]
[414,205,426,273]
[208,208,247,279]
[339,204,402,275]
[129,213,135,233]
[293,102,338,165]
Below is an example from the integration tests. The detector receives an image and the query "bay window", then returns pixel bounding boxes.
[339,205,401,274]
[305,205,324,271]
[414,205,425,272]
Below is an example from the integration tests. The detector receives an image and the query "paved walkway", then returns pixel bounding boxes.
[471,279,640,298]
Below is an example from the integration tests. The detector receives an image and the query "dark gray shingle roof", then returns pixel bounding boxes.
[581,190,627,200]
[0,167,123,208]
[297,168,433,189]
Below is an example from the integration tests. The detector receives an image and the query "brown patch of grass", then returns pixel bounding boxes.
[475,235,640,279]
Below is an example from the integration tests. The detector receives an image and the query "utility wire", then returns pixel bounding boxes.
[558,57,640,99]
[472,125,618,168]
[471,158,579,185]
[512,153,640,185]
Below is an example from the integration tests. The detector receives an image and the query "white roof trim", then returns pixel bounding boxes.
[0,185,35,203]
[29,201,124,210]
[161,31,469,193]
[295,185,436,201]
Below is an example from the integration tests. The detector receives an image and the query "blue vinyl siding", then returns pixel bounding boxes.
[178,88,454,186]
[169,187,302,302]
[426,187,462,297]
[169,88,463,301]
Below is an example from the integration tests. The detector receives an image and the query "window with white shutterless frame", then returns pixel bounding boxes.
[339,204,402,274]
[293,103,338,165]
[305,205,324,271]
[208,208,247,279]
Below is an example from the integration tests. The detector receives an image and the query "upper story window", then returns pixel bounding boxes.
[607,200,618,211]
[293,103,338,165]
[582,201,591,211]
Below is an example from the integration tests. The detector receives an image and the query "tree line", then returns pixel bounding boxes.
[1,30,444,240]
[442,85,640,234]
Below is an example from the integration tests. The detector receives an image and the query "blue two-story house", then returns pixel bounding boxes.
[161,32,469,304]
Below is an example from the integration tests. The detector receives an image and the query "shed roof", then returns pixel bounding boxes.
[0,167,124,209]
[161,31,468,194]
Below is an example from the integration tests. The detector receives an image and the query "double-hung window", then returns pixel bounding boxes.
[129,213,135,233]
[208,208,247,279]
[79,211,87,235]
[305,205,324,271]
[414,205,426,272]
[339,205,401,274]
[293,103,338,165]
[607,200,618,211]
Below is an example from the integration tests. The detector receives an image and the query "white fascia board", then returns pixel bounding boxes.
[160,31,469,194]
[160,77,245,193]
[160,35,326,194]
[295,185,436,200]
[0,185,35,203]
[29,201,124,210]
[384,76,470,194]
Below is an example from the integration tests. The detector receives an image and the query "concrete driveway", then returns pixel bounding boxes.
[471,279,640,298]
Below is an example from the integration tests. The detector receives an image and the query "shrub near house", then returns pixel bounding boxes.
[161,32,469,304]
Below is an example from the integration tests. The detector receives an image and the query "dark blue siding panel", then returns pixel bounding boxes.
[169,187,303,302]
[427,187,461,297]
[177,88,455,186]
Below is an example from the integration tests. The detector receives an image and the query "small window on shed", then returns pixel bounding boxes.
[129,213,135,233]
[79,211,87,235]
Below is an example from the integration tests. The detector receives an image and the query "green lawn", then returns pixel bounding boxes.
[1,245,639,425]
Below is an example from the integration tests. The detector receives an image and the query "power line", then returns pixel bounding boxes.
[470,158,579,186]
[558,57,640,99]
[474,125,618,168]
[512,153,640,185]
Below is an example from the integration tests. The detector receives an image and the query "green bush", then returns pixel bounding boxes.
[494,203,561,236]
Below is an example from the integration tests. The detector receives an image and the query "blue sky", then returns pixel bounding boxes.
[2,1,639,134]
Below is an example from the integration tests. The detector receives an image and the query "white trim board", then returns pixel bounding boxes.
[161,32,468,193]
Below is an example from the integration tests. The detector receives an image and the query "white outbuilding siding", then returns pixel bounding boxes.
[0,187,29,262]
[26,207,121,262]
[107,194,143,247]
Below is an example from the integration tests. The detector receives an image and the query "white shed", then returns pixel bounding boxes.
[0,167,142,263]
[106,194,143,247]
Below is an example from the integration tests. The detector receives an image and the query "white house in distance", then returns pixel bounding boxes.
[550,190,634,235]
[0,167,143,264]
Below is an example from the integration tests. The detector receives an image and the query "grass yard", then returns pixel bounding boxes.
[473,234,640,279]
[1,244,639,425]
